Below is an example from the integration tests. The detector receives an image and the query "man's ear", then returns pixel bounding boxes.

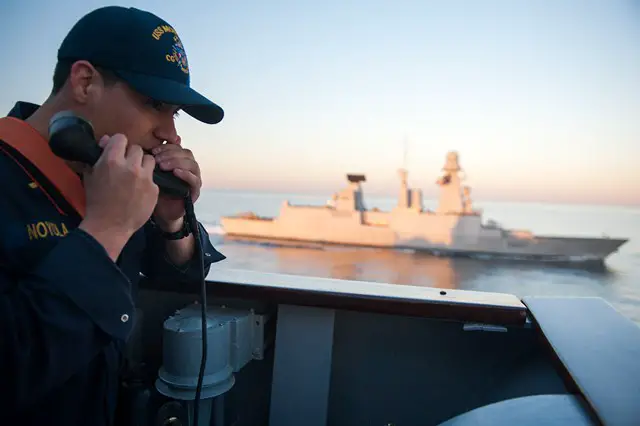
[67,60,104,105]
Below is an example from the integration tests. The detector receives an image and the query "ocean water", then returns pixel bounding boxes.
[194,190,640,325]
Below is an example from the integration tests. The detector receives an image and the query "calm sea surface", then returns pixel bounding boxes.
[194,190,640,325]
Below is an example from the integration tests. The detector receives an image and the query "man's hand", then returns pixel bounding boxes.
[149,138,201,267]
[151,139,202,231]
[79,134,159,261]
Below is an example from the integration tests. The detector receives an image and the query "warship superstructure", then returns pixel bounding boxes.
[220,151,627,264]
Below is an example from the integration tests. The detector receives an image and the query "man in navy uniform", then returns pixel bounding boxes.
[0,6,226,425]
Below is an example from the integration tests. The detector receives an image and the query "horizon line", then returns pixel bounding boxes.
[200,186,640,209]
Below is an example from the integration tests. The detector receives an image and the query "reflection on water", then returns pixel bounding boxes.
[222,236,460,289]
[220,236,613,288]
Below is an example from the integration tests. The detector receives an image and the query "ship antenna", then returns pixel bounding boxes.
[402,135,408,170]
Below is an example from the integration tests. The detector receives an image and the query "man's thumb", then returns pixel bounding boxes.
[98,135,110,149]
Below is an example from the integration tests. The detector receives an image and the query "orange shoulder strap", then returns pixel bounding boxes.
[0,116,86,218]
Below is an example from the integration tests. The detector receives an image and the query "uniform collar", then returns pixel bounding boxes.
[5,101,84,180]
[7,101,41,120]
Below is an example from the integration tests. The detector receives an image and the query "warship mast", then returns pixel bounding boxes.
[436,151,466,214]
[395,137,423,211]
[397,136,410,209]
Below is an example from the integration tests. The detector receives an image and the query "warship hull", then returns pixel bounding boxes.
[221,151,628,265]
[220,207,627,264]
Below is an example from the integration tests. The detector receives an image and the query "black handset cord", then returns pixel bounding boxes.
[183,195,207,426]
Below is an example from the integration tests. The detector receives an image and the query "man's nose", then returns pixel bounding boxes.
[155,116,179,144]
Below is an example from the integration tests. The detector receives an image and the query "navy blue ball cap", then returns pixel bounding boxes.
[57,6,224,124]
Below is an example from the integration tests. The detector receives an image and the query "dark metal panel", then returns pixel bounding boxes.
[269,304,336,426]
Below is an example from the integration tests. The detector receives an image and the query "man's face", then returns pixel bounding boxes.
[91,80,181,152]
[66,62,181,152]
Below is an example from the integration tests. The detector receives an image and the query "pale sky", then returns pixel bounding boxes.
[2,0,639,206]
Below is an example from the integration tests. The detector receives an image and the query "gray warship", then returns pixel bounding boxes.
[220,151,627,264]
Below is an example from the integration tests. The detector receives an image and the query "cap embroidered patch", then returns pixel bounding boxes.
[152,24,189,75]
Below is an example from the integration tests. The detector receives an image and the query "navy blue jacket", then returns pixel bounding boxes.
[0,102,226,425]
